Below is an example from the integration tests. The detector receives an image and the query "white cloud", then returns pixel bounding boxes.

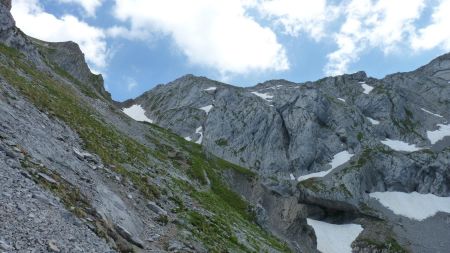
[325,0,426,76]
[58,0,104,16]
[112,0,289,75]
[11,0,108,69]
[126,78,138,91]
[257,0,338,39]
[412,0,450,51]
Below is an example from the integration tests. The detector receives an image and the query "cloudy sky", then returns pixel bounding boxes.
[11,0,450,101]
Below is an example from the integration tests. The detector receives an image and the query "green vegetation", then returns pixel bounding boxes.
[298,178,325,192]
[357,132,364,141]
[0,43,288,252]
[215,138,229,146]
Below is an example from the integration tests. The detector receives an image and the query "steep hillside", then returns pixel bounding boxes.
[0,1,294,252]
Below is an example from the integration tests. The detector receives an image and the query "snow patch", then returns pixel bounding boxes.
[337,98,346,102]
[290,173,295,180]
[370,191,450,221]
[380,139,422,152]
[204,87,217,91]
[195,127,203,144]
[367,117,380,125]
[427,123,450,144]
[307,218,363,253]
[199,105,213,114]
[298,151,353,181]
[122,104,153,123]
[184,136,192,141]
[359,82,373,94]
[251,91,273,101]
[421,108,443,118]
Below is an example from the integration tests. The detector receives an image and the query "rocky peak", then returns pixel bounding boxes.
[31,39,111,100]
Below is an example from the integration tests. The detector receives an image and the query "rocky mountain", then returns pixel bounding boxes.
[1,0,450,252]
[120,31,450,253]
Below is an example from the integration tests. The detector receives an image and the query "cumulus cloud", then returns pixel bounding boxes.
[12,0,108,69]
[325,0,426,76]
[58,0,104,16]
[257,0,338,39]
[412,0,450,51]
[112,0,289,75]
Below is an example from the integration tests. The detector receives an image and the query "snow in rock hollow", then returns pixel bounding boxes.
[367,117,380,125]
[195,127,203,144]
[427,123,450,144]
[290,173,295,180]
[369,191,450,221]
[199,105,213,114]
[204,87,217,91]
[184,136,192,141]
[359,82,373,94]
[251,91,273,101]
[122,105,153,123]
[307,218,363,253]
[298,151,353,181]
[337,98,346,102]
[380,139,422,152]
[421,108,444,118]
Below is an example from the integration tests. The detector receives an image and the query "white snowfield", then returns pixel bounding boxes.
[184,136,192,141]
[427,123,450,144]
[367,117,380,125]
[380,139,422,152]
[204,87,217,91]
[359,82,373,94]
[421,108,443,118]
[337,98,346,102]
[370,191,450,221]
[195,127,203,144]
[251,91,273,101]
[298,151,353,181]
[199,105,213,114]
[307,218,363,253]
[122,104,153,123]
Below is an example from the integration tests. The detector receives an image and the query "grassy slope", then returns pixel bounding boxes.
[0,43,290,252]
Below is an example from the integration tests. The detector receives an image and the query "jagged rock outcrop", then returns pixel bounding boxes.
[30,38,111,100]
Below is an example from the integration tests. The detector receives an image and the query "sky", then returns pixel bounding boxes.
[10,0,450,101]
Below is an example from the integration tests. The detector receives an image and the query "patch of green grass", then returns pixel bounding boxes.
[215,138,229,146]
[0,44,151,166]
[114,166,160,199]
[357,132,364,141]
[298,178,325,192]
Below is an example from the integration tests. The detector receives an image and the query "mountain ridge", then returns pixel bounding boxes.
[2,0,450,252]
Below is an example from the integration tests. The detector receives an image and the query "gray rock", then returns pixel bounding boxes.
[47,240,60,252]
[114,225,144,249]
[38,172,58,185]
[147,201,167,216]
[0,239,12,251]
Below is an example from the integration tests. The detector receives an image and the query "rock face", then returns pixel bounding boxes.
[30,38,111,100]
[122,48,450,252]
[0,0,11,10]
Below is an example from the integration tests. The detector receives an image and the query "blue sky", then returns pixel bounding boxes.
[10,0,450,101]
